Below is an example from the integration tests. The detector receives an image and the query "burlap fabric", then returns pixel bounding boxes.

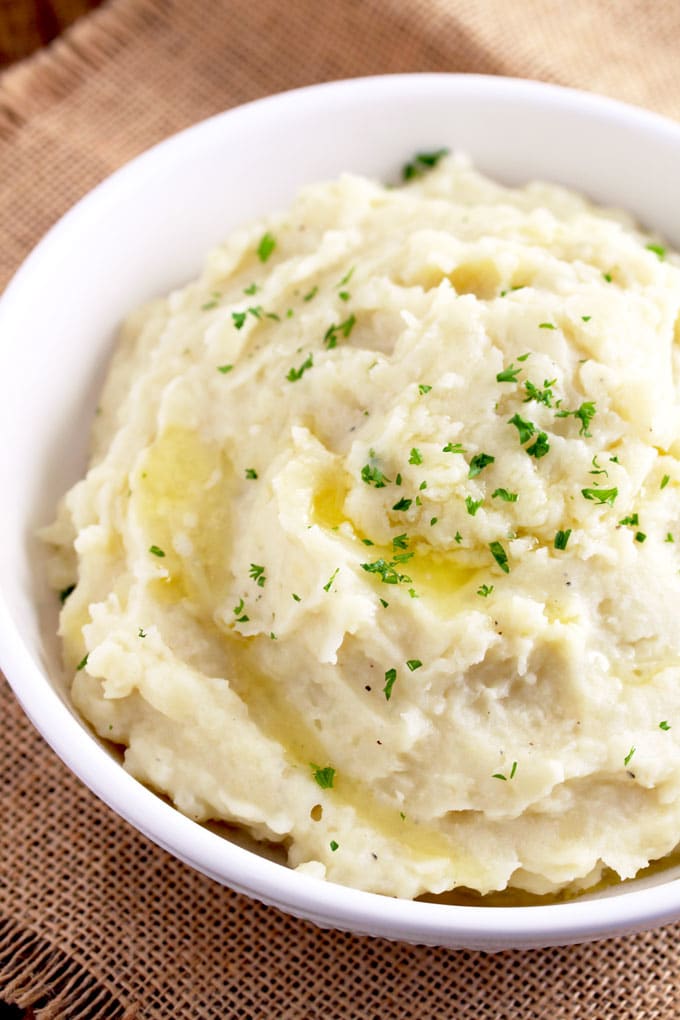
[3,1,680,1016]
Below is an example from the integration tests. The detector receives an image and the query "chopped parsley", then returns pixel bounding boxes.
[138,628,147,638]
[244,282,258,295]
[582,487,618,506]
[245,468,258,479]
[249,563,266,587]
[257,232,276,262]
[661,474,671,490]
[477,584,494,597]
[556,400,597,437]
[526,432,550,458]
[311,764,335,789]
[442,442,465,454]
[418,384,432,395]
[232,310,247,330]
[538,322,556,330]
[624,746,636,767]
[402,148,449,180]
[303,285,318,302]
[408,447,423,465]
[292,593,301,602]
[646,243,666,260]
[383,668,397,701]
[232,597,249,623]
[524,378,556,407]
[330,840,339,852]
[603,272,613,282]
[666,533,675,543]
[323,567,340,592]
[323,314,357,349]
[286,353,313,381]
[554,529,572,550]
[430,516,438,526]
[492,488,518,503]
[392,497,413,511]
[149,545,165,557]
[497,363,522,383]
[59,584,75,604]
[489,540,509,573]
[361,458,391,488]
[76,654,88,671]
[361,557,412,585]
[201,300,219,311]
[635,532,647,543]
[619,513,639,526]
[454,531,463,543]
[392,534,409,550]
[465,496,483,516]
[217,364,233,374]
[468,453,495,478]
[406,659,422,672]
[337,267,355,287]
[507,413,535,444]
[660,720,671,730]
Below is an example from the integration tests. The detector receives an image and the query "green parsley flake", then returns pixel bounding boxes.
[303,285,318,302]
[232,310,247,330]
[292,593,302,602]
[76,654,89,671]
[454,531,463,543]
[323,567,340,592]
[524,378,556,407]
[554,529,572,550]
[286,353,313,382]
[244,282,258,295]
[477,584,494,597]
[582,487,618,506]
[383,668,397,701]
[581,315,592,322]
[392,534,409,550]
[330,840,339,852]
[666,533,675,543]
[138,628,147,638]
[361,459,391,488]
[646,243,666,260]
[249,563,266,587]
[430,516,438,526]
[406,659,422,672]
[661,474,671,490]
[635,532,647,543]
[492,772,507,781]
[392,497,412,511]
[489,540,509,573]
[402,148,449,180]
[624,746,636,767]
[323,314,356,349]
[361,557,412,585]
[527,432,550,458]
[245,468,258,479]
[497,363,522,383]
[538,322,556,330]
[508,413,535,444]
[337,267,355,287]
[217,364,233,374]
[257,232,276,262]
[603,272,613,282]
[660,721,671,730]
[619,513,639,527]
[201,300,219,311]
[311,764,335,789]
[149,545,165,558]
[465,496,483,516]
[468,453,495,478]
[408,447,423,465]
[418,384,432,395]
[442,442,465,454]
[556,401,597,437]
[492,488,518,503]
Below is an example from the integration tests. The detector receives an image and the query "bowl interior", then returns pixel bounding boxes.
[3,73,680,949]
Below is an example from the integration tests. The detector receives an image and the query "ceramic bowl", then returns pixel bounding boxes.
[3,74,680,949]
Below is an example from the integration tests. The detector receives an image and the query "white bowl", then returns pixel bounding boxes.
[3,73,680,951]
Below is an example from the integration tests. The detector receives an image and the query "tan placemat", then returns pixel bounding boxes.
[3,1,680,1016]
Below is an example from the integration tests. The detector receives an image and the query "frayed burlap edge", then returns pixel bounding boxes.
[0,916,138,1019]
[0,0,170,136]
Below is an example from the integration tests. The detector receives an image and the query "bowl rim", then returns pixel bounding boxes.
[3,71,680,949]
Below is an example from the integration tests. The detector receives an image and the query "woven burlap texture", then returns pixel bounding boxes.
[3,1,680,1016]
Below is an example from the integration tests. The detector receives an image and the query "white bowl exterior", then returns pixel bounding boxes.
[2,73,680,949]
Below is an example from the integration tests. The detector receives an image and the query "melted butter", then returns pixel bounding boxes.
[132,425,234,608]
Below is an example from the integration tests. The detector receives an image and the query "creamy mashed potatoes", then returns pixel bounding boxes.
[43,155,680,899]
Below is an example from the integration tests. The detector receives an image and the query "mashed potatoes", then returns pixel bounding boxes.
[42,154,680,899]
